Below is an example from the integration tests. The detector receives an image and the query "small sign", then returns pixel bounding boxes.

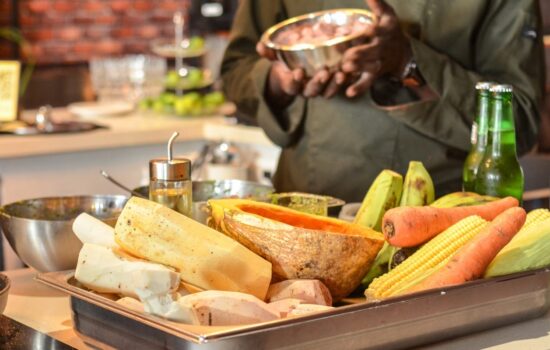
[0,61,21,122]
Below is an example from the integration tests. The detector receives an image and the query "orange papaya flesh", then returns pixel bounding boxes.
[236,204,363,235]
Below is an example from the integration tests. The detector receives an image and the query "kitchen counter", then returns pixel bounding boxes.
[3,268,550,350]
[0,109,274,159]
[0,109,280,270]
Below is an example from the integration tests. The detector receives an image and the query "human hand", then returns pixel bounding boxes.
[258,42,305,103]
[257,42,344,100]
[340,0,412,98]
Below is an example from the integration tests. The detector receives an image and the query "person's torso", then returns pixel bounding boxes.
[273,0,488,201]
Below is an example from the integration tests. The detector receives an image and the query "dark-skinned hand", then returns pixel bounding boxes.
[257,42,342,108]
[340,0,412,98]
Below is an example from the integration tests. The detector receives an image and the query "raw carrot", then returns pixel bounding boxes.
[404,207,526,294]
[382,196,518,247]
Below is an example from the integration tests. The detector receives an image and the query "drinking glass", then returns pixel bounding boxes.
[89,55,167,102]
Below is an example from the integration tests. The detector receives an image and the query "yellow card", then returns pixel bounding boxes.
[0,61,21,122]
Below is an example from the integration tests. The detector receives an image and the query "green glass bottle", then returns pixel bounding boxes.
[474,84,524,202]
[463,82,493,192]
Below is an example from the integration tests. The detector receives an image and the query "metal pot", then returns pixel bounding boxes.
[134,179,274,224]
[0,195,127,272]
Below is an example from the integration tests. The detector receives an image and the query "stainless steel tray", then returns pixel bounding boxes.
[37,268,550,350]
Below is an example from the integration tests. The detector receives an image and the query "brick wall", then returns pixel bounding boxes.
[0,0,15,59]
[12,0,190,65]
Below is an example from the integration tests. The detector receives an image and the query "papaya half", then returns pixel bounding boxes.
[208,199,385,300]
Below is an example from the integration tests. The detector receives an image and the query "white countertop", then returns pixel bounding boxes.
[0,108,274,159]
[3,268,550,350]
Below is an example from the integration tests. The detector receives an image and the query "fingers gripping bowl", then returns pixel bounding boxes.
[260,9,375,76]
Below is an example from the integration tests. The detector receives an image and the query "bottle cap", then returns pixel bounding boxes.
[149,132,191,181]
[490,84,513,93]
[149,158,191,181]
[475,82,495,91]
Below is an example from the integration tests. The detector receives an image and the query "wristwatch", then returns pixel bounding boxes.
[400,57,425,87]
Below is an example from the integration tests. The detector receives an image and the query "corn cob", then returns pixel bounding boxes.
[522,209,550,230]
[485,211,550,278]
[365,215,488,300]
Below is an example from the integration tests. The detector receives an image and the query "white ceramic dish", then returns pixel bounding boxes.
[68,101,135,119]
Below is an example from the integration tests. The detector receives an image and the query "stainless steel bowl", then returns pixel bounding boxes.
[261,9,375,76]
[0,195,128,272]
[0,273,9,314]
[134,179,275,224]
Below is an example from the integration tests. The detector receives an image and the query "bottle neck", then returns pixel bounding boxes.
[472,91,490,149]
[487,91,517,156]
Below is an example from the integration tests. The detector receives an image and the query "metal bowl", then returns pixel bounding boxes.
[134,179,275,224]
[261,9,375,76]
[0,195,128,272]
[0,273,9,314]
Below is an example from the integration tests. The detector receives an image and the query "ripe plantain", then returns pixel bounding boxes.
[399,161,435,207]
[430,192,498,208]
[353,170,403,231]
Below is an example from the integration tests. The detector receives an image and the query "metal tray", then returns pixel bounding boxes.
[37,269,550,350]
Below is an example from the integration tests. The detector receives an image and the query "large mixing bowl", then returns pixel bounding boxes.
[261,9,375,76]
[0,195,128,272]
[134,179,275,224]
[0,273,9,314]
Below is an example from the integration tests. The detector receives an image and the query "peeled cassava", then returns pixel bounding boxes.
[208,199,385,300]
[114,197,272,300]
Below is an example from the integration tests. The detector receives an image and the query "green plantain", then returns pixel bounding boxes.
[430,191,498,208]
[399,161,435,207]
[353,170,403,231]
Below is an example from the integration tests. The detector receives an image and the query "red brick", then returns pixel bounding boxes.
[73,41,95,54]
[53,0,75,13]
[112,27,134,38]
[58,26,83,41]
[40,43,73,63]
[74,13,96,24]
[18,44,39,62]
[26,0,50,14]
[86,26,110,39]
[24,28,54,41]
[121,14,147,25]
[84,0,106,13]
[151,10,173,22]
[19,15,41,26]
[134,0,153,11]
[138,24,159,39]
[45,12,69,25]
[73,41,95,56]
[160,0,182,12]
[124,41,148,53]
[96,40,123,55]
[95,14,117,25]
[110,0,132,12]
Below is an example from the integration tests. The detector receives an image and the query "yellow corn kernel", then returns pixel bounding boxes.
[365,215,488,300]
[523,209,550,230]
[485,217,550,277]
